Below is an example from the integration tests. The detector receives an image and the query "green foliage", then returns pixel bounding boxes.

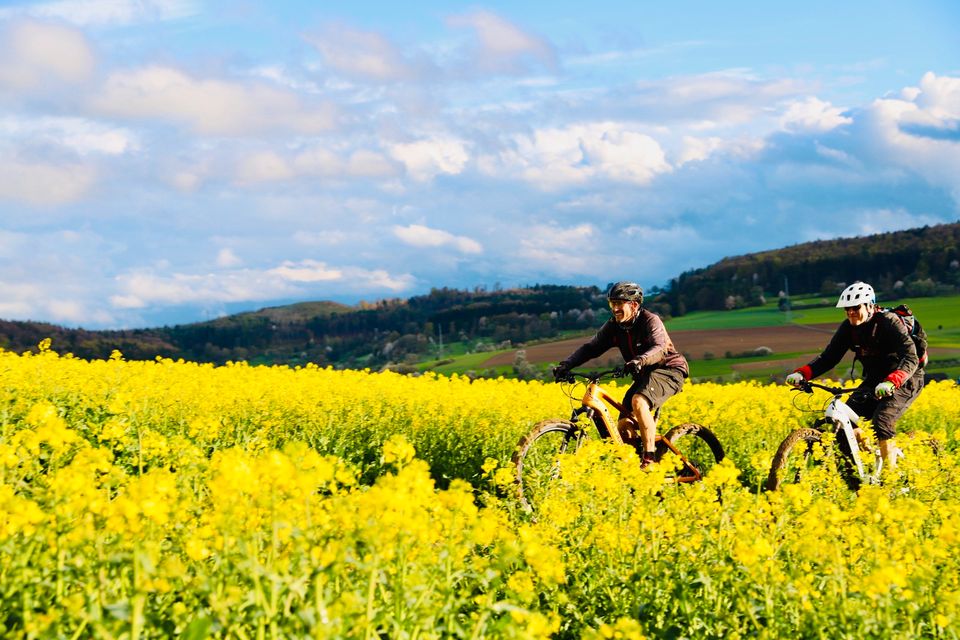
[657,221,960,315]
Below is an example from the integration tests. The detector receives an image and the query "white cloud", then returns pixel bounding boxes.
[216,248,242,268]
[90,65,338,135]
[0,0,200,26]
[306,25,421,82]
[111,261,416,309]
[268,260,343,283]
[111,269,296,308]
[293,230,351,246]
[393,224,483,254]
[292,147,343,177]
[0,20,95,91]
[781,97,853,132]
[346,149,398,178]
[675,134,765,165]
[447,10,556,72]
[389,138,469,181]
[850,207,943,237]
[654,70,802,105]
[235,146,399,184]
[0,298,34,319]
[486,122,670,187]
[814,141,856,165]
[857,73,960,197]
[914,72,960,123]
[0,230,120,326]
[517,223,604,275]
[168,168,204,192]
[0,278,40,319]
[0,157,96,205]
[627,71,807,127]
[354,269,415,291]
[236,152,295,184]
[0,116,137,156]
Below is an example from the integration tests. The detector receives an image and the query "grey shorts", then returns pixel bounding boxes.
[621,367,685,416]
[847,370,925,440]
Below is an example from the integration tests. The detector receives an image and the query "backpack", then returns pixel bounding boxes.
[879,304,928,367]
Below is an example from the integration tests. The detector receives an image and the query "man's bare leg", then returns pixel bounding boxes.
[878,438,903,472]
[632,394,657,462]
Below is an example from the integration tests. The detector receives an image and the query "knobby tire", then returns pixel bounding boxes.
[511,419,586,512]
[766,428,823,491]
[656,423,725,481]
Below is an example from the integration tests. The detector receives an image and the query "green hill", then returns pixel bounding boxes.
[649,221,960,317]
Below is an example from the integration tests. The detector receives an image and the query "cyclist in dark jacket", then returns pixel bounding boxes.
[786,281,922,471]
[553,282,689,467]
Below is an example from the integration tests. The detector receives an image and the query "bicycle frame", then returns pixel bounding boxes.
[569,374,625,444]
[804,382,885,485]
[565,370,704,482]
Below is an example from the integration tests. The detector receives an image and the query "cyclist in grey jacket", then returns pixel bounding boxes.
[553,282,689,467]
[786,281,923,471]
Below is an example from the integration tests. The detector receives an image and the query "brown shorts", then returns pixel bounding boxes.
[847,370,925,440]
[621,367,685,416]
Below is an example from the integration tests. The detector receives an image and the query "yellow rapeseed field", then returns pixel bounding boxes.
[2,341,960,638]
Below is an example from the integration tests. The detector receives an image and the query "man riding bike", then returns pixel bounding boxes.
[785,281,923,472]
[553,282,689,467]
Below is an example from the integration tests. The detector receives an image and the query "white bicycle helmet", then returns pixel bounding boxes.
[835,282,876,308]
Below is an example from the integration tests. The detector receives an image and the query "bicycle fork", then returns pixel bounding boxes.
[825,397,882,483]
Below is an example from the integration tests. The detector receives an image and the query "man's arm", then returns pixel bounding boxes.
[628,311,670,368]
[794,323,851,380]
[559,321,615,369]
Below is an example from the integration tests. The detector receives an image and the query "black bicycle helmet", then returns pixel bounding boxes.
[607,281,644,305]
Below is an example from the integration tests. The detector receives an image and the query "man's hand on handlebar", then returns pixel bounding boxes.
[623,359,642,376]
[552,363,573,383]
[785,372,806,387]
[874,380,895,398]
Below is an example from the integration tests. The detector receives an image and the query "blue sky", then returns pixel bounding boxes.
[1,0,958,328]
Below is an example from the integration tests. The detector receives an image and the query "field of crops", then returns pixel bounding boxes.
[3,342,960,638]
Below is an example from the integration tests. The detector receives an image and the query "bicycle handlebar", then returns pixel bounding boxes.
[795,380,864,397]
[556,367,626,384]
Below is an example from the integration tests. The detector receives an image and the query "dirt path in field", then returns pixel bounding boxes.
[481,323,839,368]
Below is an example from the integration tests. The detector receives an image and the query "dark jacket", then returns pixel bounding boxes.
[803,311,919,384]
[560,309,689,377]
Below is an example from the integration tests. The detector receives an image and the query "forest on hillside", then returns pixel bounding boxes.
[649,222,960,317]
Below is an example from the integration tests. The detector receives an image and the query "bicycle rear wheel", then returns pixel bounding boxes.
[511,419,587,511]
[656,423,724,482]
[766,428,823,491]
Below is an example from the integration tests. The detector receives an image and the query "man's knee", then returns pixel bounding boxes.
[632,393,651,414]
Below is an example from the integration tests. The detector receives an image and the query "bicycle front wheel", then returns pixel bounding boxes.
[511,419,587,511]
[656,423,725,482]
[766,428,823,491]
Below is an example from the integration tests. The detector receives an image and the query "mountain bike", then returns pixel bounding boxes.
[511,368,725,511]
[766,381,888,491]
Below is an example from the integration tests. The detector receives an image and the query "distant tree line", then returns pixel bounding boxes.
[651,222,960,316]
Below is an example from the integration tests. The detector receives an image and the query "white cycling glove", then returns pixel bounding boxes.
[785,372,805,386]
[875,380,896,398]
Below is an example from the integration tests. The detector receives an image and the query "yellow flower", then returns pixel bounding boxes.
[382,433,416,465]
